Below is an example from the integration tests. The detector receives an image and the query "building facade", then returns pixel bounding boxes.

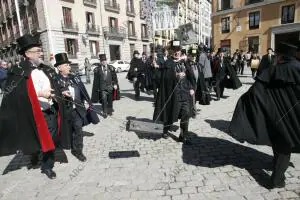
[212,0,300,55]
[0,0,151,69]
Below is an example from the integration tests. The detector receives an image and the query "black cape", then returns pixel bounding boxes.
[0,60,71,157]
[91,64,119,103]
[153,58,194,124]
[229,57,300,152]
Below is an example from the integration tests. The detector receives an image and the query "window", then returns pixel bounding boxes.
[62,7,72,25]
[86,12,95,27]
[89,40,99,58]
[128,21,135,36]
[220,0,232,10]
[118,61,123,64]
[143,45,147,54]
[221,17,230,33]
[281,4,295,24]
[109,17,118,28]
[65,38,78,58]
[130,44,135,58]
[249,11,260,29]
[248,36,259,53]
[127,0,134,13]
[141,24,147,37]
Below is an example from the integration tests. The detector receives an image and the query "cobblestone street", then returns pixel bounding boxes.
[0,69,299,200]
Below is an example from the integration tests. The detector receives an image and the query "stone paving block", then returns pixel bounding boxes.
[169,182,186,189]
[244,193,265,200]
[279,191,299,199]
[186,180,204,187]
[166,189,181,196]
[181,186,197,194]
[263,191,282,200]
[171,194,189,200]
[197,185,215,193]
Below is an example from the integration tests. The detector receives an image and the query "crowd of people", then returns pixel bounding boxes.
[0,33,300,190]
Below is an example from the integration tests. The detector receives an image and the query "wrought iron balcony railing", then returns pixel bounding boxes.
[104,0,120,13]
[128,32,137,40]
[126,7,135,17]
[245,0,264,5]
[86,24,100,35]
[83,0,97,7]
[61,21,79,33]
[103,26,126,39]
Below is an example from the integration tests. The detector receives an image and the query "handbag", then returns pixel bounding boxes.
[86,105,100,125]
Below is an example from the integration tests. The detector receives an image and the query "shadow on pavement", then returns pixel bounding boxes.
[121,92,154,102]
[83,131,95,137]
[109,150,140,159]
[182,132,273,188]
[2,149,68,175]
[205,119,230,133]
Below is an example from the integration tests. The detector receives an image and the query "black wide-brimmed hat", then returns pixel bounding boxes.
[16,34,42,54]
[276,42,297,57]
[133,50,140,55]
[169,40,182,51]
[54,53,71,67]
[99,54,107,61]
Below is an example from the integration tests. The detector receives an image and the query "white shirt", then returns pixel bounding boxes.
[31,68,53,111]
[68,85,76,109]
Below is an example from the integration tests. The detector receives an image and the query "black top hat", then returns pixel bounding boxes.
[16,34,41,54]
[54,53,71,67]
[169,40,182,51]
[99,54,107,61]
[276,42,297,57]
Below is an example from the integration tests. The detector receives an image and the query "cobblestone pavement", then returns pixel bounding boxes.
[0,69,299,200]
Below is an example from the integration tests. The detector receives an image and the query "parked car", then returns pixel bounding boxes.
[109,60,130,73]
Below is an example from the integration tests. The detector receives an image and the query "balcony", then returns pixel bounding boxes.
[61,21,79,33]
[126,7,135,17]
[103,26,126,40]
[60,0,74,3]
[86,24,100,35]
[83,0,97,7]
[18,0,29,6]
[104,0,120,13]
[128,32,137,40]
[141,33,150,41]
[155,31,161,36]
[217,5,233,11]
[245,0,264,5]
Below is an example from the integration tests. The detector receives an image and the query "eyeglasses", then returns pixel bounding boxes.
[26,49,43,53]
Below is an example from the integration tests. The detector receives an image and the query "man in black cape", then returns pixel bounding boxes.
[91,54,119,117]
[230,42,300,189]
[212,48,242,100]
[153,40,195,143]
[0,34,71,179]
[256,47,276,76]
[127,50,144,99]
[185,47,210,118]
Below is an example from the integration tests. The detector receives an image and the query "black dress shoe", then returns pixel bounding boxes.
[103,113,108,119]
[42,168,56,179]
[72,151,87,162]
[267,179,285,189]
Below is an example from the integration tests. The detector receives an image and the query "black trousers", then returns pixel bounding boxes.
[271,146,291,184]
[240,63,245,75]
[164,101,190,138]
[71,109,83,153]
[133,77,141,97]
[215,79,225,99]
[41,106,57,170]
[101,90,113,114]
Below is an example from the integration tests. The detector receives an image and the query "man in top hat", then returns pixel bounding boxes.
[127,50,145,99]
[256,47,276,77]
[0,34,71,179]
[91,54,118,118]
[197,43,212,92]
[153,40,195,143]
[55,53,94,162]
[230,42,300,189]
